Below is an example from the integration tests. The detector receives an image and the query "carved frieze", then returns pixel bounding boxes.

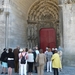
[62,0,75,4]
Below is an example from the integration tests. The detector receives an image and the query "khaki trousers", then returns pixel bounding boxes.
[37,65,44,75]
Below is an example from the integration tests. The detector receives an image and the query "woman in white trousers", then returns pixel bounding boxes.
[47,61,52,72]
[19,48,28,75]
[21,64,26,75]
[46,48,53,72]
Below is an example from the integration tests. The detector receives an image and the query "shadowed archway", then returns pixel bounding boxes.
[27,0,59,49]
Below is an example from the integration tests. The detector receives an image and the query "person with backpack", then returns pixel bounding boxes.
[19,48,28,75]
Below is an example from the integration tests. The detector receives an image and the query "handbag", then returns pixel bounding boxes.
[35,62,39,67]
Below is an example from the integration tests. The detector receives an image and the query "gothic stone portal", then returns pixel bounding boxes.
[27,0,60,49]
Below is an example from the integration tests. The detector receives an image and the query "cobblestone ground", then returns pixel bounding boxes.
[0,65,75,75]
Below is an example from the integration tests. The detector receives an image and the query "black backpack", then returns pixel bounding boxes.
[21,53,26,64]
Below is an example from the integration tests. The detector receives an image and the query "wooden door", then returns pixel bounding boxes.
[40,28,56,52]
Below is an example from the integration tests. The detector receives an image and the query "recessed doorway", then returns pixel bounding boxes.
[39,28,56,52]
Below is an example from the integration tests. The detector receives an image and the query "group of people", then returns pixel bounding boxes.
[0,48,16,75]
[44,46,62,75]
[0,46,62,75]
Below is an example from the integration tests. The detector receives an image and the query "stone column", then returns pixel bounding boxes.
[4,0,10,49]
[4,11,9,49]
[62,3,75,66]
[58,4,64,47]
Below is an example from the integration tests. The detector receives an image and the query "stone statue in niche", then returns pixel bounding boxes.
[0,0,4,12]
[27,25,37,40]
[27,26,32,40]
[34,26,37,39]
[41,13,53,21]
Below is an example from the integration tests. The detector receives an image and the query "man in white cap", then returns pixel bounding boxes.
[44,47,48,54]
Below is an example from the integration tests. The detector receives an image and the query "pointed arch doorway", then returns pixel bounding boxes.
[39,28,56,52]
[27,0,60,49]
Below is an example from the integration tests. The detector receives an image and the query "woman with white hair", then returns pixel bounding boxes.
[27,49,34,75]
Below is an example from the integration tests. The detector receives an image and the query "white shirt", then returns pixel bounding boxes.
[35,50,39,55]
[27,53,34,62]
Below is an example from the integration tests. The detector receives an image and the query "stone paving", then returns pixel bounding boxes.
[0,65,75,75]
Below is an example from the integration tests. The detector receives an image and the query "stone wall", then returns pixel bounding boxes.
[8,0,36,48]
[0,14,5,53]
[62,4,75,66]
[0,0,4,53]
[0,0,36,53]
